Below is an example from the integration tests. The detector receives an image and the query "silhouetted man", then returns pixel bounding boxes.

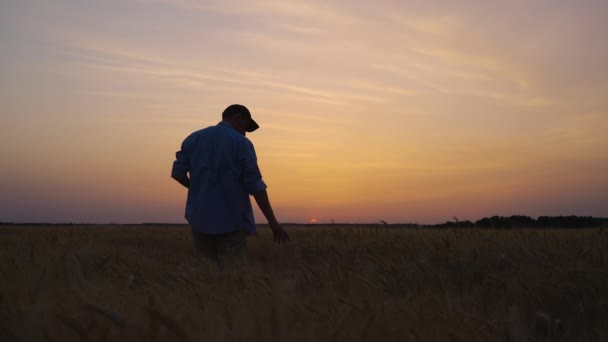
[171,104,289,266]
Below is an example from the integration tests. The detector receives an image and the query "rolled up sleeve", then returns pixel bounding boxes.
[240,139,267,195]
[171,136,191,180]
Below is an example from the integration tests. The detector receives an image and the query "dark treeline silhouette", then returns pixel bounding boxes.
[434,215,608,229]
[2,216,607,229]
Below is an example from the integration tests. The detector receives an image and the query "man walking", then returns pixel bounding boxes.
[171,104,289,266]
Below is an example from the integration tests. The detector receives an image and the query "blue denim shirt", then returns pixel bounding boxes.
[171,121,267,235]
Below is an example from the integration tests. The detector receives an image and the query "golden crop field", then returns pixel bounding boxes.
[1,225,607,341]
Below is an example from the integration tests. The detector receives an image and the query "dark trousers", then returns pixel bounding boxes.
[191,229,247,266]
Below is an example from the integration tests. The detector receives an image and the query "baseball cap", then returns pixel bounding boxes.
[223,104,259,132]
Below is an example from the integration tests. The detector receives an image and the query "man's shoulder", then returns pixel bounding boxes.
[193,125,218,135]
[189,125,251,144]
[186,125,220,140]
[215,125,252,144]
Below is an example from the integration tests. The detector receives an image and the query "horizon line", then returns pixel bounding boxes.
[2,214,607,227]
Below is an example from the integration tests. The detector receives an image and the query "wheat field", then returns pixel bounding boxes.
[1,225,606,341]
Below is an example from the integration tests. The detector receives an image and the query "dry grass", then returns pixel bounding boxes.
[0,225,607,341]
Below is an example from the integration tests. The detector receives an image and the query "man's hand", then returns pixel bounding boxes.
[253,189,290,244]
[269,221,289,244]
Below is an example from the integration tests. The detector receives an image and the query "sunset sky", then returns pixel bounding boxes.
[1,0,607,224]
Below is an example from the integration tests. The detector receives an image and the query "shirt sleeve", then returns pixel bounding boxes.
[171,135,192,180]
[240,138,267,195]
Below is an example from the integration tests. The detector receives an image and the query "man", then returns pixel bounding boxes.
[171,104,289,266]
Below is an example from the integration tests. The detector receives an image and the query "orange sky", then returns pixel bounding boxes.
[1,0,607,224]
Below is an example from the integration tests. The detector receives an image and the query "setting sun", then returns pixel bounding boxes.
[310,219,318,223]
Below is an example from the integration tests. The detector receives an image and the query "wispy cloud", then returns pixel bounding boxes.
[43,26,394,107]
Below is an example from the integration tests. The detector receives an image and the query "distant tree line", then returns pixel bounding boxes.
[434,215,608,229]
[2,216,607,229]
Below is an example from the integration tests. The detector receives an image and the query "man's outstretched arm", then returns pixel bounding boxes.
[253,189,289,243]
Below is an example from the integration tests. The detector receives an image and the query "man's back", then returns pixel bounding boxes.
[172,121,267,235]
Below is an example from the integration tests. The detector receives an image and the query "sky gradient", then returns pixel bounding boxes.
[1,0,607,224]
